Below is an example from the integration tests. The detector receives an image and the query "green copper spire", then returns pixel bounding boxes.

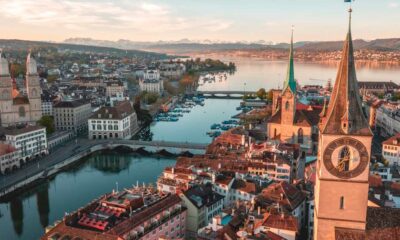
[282,26,296,93]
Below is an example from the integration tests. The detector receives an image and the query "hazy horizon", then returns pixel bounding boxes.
[0,0,399,43]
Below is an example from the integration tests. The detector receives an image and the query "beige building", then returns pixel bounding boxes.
[267,32,320,155]
[88,100,138,140]
[0,52,42,127]
[105,81,125,97]
[54,100,92,134]
[382,133,400,166]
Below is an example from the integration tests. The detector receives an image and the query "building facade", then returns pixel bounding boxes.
[382,134,400,166]
[139,69,163,93]
[88,101,138,140]
[0,52,42,126]
[0,143,20,174]
[54,100,92,134]
[3,125,48,162]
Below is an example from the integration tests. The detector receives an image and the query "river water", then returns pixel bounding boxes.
[1,57,400,239]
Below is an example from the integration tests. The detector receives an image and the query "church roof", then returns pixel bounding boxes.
[269,107,321,127]
[282,28,296,94]
[320,9,371,136]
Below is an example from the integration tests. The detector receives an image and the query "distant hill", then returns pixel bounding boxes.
[63,37,400,54]
[0,39,169,59]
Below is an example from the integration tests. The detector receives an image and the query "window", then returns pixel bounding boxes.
[340,196,344,209]
[298,128,304,144]
[285,101,290,110]
[19,106,26,117]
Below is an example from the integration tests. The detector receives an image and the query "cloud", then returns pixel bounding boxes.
[0,0,232,34]
[388,2,399,8]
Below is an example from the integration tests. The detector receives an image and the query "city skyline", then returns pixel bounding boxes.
[0,0,399,43]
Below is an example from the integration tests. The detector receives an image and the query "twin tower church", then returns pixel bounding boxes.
[269,9,398,240]
[0,52,42,127]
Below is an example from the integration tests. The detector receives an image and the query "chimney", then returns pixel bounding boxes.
[171,167,175,174]
[212,173,216,183]
[218,163,221,169]
[257,206,261,216]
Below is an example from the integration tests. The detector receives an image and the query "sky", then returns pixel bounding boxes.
[0,0,399,43]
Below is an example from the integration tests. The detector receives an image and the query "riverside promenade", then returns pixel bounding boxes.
[0,138,207,198]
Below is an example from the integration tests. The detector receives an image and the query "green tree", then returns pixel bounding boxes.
[37,116,55,135]
[256,88,267,100]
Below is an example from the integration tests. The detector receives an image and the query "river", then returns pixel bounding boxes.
[1,57,400,239]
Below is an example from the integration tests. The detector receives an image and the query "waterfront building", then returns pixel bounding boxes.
[359,81,400,97]
[1,125,47,162]
[88,100,138,140]
[314,9,400,239]
[159,61,186,79]
[0,143,20,174]
[375,101,400,137]
[157,167,197,194]
[0,52,42,127]
[47,130,75,151]
[267,31,321,155]
[180,184,224,238]
[382,133,400,166]
[54,99,92,134]
[139,69,163,93]
[42,188,187,240]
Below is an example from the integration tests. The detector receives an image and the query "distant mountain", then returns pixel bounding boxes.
[63,37,400,54]
[0,39,169,59]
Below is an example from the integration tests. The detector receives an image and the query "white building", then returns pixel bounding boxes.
[2,125,47,162]
[159,62,186,79]
[382,133,400,166]
[139,69,163,93]
[375,103,400,137]
[88,101,138,140]
[105,81,125,97]
[0,143,20,174]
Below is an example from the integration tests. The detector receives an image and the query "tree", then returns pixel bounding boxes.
[9,63,25,79]
[266,90,274,101]
[256,88,267,100]
[37,116,55,135]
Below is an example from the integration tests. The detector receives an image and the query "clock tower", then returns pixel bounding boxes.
[314,9,372,240]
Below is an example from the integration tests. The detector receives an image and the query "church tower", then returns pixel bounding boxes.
[0,51,15,126]
[26,52,42,122]
[314,9,372,240]
[281,28,296,126]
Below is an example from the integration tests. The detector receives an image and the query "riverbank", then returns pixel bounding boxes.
[0,140,206,200]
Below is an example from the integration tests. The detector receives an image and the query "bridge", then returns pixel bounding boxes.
[195,90,257,98]
[91,139,208,155]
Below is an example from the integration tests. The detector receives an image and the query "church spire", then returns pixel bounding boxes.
[320,8,371,136]
[0,49,10,76]
[282,26,296,94]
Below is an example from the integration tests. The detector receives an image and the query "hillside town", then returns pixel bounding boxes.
[0,5,400,240]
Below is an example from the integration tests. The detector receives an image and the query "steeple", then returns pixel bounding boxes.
[320,8,371,136]
[0,50,10,76]
[282,26,296,94]
[26,50,38,75]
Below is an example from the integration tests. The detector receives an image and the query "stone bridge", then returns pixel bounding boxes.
[90,139,208,155]
[195,90,257,98]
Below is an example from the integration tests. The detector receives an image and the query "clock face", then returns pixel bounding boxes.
[323,137,369,179]
[285,91,292,98]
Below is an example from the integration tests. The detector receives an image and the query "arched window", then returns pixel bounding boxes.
[338,146,351,171]
[274,128,277,138]
[19,106,26,117]
[285,101,290,110]
[298,128,304,144]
